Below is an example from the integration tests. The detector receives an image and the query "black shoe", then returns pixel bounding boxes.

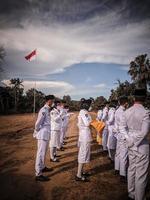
[63,142,67,145]
[35,175,50,182]
[75,176,89,182]
[114,170,119,176]
[54,154,61,158]
[82,172,91,177]
[42,167,53,173]
[57,147,65,151]
[60,147,65,151]
[50,158,60,162]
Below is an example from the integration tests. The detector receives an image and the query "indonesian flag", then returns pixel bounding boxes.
[25,49,36,61]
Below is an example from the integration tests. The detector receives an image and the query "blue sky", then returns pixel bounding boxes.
[44,62,130,99]
[0,0,150,100]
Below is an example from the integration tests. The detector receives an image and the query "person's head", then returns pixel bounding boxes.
[54,100,61,109]
[64,105,69,112]
[104,101,110,108]
[80,98,92,111]
[98,104,104,110]
[133,88,147,104]
[109,100,118,108]
[60,100,66,108]
[118,96,128,108]
[45,95,55,107]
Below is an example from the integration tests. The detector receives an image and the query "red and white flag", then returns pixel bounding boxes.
[25,49,37,61]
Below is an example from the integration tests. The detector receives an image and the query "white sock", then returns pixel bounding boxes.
[77,163,83,178]
[54,147,57,156]
[50,147,54,160]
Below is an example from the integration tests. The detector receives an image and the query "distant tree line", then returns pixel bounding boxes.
[0,46,149,114]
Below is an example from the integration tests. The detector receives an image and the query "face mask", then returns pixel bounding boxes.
[88,106,92,111]
[51,102,55,107]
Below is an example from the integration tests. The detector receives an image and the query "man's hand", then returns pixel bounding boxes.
[33,129,38,138]
[126,137,134,148]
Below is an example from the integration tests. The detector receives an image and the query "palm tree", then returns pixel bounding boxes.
[10,78,24,112]
[0,46,5,64]
[0,46,5,79]
[128,54,150,90]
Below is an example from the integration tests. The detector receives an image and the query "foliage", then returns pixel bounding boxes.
[128,54,150,90]
[0,46,6,79]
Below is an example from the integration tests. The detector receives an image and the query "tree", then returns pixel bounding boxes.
[93,96,107,110]
[63,95,71,103]
[0,46,5,79]
[10,78,24,112]
[128,54,150,90]
[109,80,136,105]
[0,86,14,114]
[26,89,45,113]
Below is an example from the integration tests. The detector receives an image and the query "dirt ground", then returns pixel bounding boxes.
[0,112,150,200]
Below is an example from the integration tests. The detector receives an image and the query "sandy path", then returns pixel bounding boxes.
[0,113,149,200]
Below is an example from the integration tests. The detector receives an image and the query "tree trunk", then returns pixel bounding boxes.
[15,89,17,112]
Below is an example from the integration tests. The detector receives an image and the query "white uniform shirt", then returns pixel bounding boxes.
[102,106,109,122]
[107,107,115,126]
[78,109,92,143]
[120,104,150,152]
[97,109,103,121]
[50,108,62,131]
[62,109,70,127]
[34,104,51,140]
[102,106,109,130]
[114,105,125,140]
[59,108,67,128]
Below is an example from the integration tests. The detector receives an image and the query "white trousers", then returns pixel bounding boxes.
[102,128,108,151]
[115,139,128,176]
[78,142,91,164]
[128,148,149,200]
[63,125,68,138]
[35,139,49,176]
[60,126,66,145]
[107,126,117,150]
[50,130,61,148]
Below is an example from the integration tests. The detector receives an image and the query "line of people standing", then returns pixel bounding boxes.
[34,95,70,182]
[96,89,150,200]
[33,89,149,200]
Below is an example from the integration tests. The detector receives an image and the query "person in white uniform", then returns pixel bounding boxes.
[114,96,128,182]
[49,100,62,162]
[76,98,92,182]
[34,95,55,182]
[96,104,104,150]
[120,89,150,200]
[97,105,103,121]
[63,105,70,141]
[107,100,117,162]
[57,100,66,151]
[101,101,109,151]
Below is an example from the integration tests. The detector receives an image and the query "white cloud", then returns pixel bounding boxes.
[94,83,107,89]
[0,11,149,77]
[67,83,110,99]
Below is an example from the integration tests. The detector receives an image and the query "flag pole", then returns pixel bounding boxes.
[33,82,36,115]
